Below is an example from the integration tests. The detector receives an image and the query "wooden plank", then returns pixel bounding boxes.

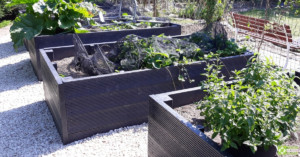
[234,20,292,37]
[234,24,293,42]
[231,12,294,44]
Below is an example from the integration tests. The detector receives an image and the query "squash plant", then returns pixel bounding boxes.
[199,55,300,153]
[8,0,99,50]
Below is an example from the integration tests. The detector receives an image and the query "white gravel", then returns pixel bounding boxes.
[0,25,148,157]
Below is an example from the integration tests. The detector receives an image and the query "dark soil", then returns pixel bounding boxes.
[54,57,89,78]
[174,103,222,146]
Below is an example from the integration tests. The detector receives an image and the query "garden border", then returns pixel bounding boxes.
[148,73,300,157]
[40,41,253,144]
[25,22,181,81]
[148,86,229,157]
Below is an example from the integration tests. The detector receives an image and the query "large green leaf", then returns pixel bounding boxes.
[58,14,78,30]
[32,0,47,14]
[10,14,43,50]
[6,0,40,7]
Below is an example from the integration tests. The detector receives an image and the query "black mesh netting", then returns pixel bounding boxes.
[72,34,116,76]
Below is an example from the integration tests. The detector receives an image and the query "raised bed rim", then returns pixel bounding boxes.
[41,45,253,83]
[34,21,181,38]
[149,86,228,155]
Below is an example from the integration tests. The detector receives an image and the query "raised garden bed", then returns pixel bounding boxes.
[24,21,181,81]
[40,36,253,144]
[148,72,300,157]
[296,71,300,85]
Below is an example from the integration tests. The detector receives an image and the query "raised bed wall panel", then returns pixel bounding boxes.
[149,98,224,157]
[64,81,174,116]
[40,52,65,138]
[35,24,181,49]
[26,38,40,78]
[148,136,171,157]
[50,44,98,61]
[296,71,300,85]
[67,102,148,134]
[62,54,251,119]
[63,69,180,116]
[169,88,207,108]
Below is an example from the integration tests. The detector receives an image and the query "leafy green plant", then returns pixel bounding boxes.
[178,1,203,19]
[113,34,204,82]
[189,32,247,56]
[0,0,21,20]
[199,55,300,153]
[9,0,99,50]
[99,21,161,31]
[285,0,300,15]
[201,0,228,24]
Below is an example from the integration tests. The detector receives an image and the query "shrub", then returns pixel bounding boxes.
[189,32,246,56]
[199,56,300,153]
[178,1,203,19]
[0,0,20,20]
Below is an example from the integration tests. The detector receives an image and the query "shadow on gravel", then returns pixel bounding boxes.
[0,41,27,60]
[0,58,38,93]
[0,101,64,156]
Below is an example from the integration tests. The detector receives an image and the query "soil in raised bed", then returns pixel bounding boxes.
[174,103,300,155]
[54,57,89,78]
[174,103,222,146]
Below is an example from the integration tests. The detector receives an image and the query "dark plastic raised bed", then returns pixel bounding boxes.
[148,87,228,157]
[25,22,181,81]
[148,83,283,157]
[40,41,253,144]
[295,71,300,85]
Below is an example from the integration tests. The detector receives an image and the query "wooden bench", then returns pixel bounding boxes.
[231,12,299,50]
[231,12,299,68]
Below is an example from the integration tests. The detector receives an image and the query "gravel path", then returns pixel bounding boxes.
[0,26,148,157]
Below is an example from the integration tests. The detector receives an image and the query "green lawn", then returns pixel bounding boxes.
[240,8,300,38]
[0,20,11,28]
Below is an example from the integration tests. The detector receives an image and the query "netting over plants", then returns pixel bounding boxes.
[113,34,202,70]
[72,33,247,76]
[73,34,115,75]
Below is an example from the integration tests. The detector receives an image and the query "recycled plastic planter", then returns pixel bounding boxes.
[25,22,181,81]
[148,86,279,157]
[295,71,300,85]
[40,41,253,144]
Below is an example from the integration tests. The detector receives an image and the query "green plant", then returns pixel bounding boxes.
[114,34,203,70]
[99,21,161,31]
[0,0,21,20]
[9,0,99,50]
[285,0,300,15]
[199,55,300,153]
[189,32,247,56]
[113,34,204,82]
[178,1,203,19]
[201,0,228,24]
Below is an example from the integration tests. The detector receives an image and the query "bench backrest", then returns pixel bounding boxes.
[231,12,293,43]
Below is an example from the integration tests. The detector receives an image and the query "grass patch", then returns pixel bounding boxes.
[240,8,300,38]
[0,20,11,28]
